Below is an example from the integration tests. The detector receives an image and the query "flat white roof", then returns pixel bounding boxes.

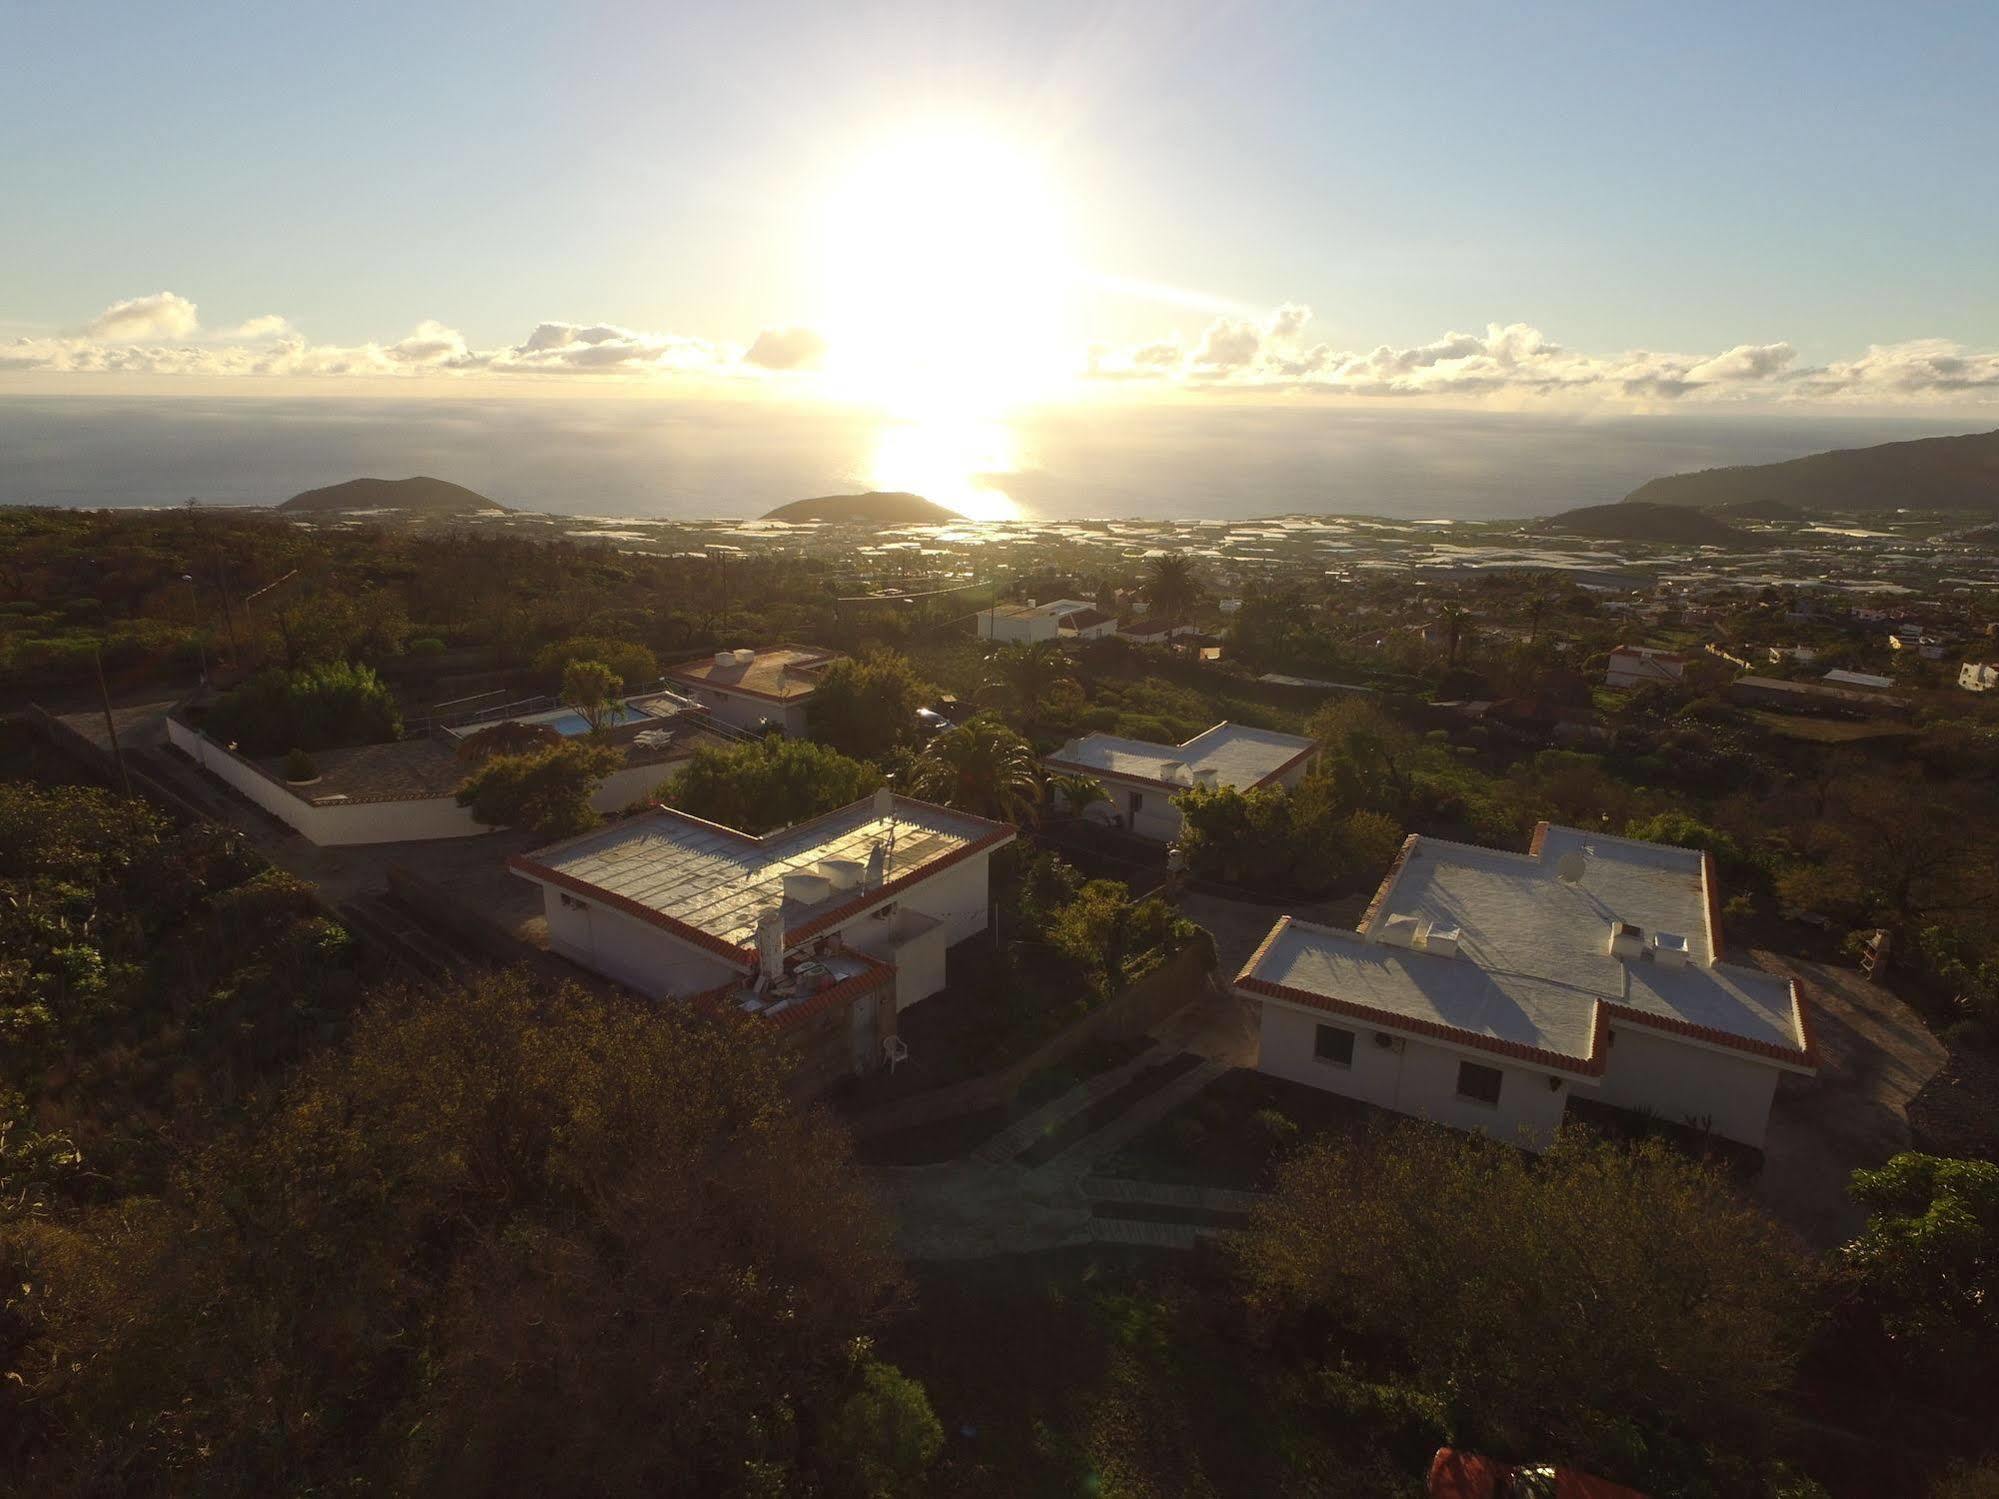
[1045,721,1315,790]
[509,795,1013,961]
[1238,823,1811,1071]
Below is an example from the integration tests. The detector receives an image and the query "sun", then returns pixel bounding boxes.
[817,125,1071,416]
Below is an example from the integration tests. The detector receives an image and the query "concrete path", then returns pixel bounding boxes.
[872,978,1263,1261]
[1752,950,1948,1249]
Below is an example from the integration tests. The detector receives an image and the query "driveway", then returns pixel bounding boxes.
[1752,950,1948,1248]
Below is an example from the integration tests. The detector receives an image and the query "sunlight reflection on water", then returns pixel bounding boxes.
[866,413,1025,522]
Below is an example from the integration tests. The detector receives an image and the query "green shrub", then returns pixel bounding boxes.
[822,1356,944,1497]
[1252,1107,1299,1148]
[205,661,403,756]
[408,636,446,656]
[283,748,318,782]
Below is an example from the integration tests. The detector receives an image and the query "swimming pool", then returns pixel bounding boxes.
[546,704,652,735]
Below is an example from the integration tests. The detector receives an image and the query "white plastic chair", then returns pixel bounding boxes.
[882,1034,910,1074]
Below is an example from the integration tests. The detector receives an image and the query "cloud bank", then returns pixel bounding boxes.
[8,291,1999,406]
[1087,304,1999,404]
[3,294,821,385]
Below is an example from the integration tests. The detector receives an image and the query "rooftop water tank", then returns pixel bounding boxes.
[781,871,831,905]
[817,858,864,892]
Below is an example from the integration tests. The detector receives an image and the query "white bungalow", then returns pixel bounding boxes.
[509,792,1014,1019]
[1042,721,1318,843]
[976,599,1117,645]
[1241,823,1816,1151]
[663,645,841,737]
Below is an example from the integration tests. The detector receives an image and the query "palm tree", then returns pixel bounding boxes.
[983,641,1073,725]
[1439,604,1470,668]
[1144,554,1203,625]
[1049,773,1109,821]
[909,716,1043,826]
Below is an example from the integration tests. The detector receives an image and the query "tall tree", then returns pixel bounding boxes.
[561,658,624,734]
[909,714,1042,825]
[1143,554,1203,623]
[983,640,1075,726]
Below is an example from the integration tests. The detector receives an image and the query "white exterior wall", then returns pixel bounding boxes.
[851,911,949,1011]
[542,891,742,999]
[1257,996,1570,1151]
[169,717,682,847]
[530,848,996,1006]
[676,686,812,737]
[977,611,1058,644]
[1579,1023,1783,1148]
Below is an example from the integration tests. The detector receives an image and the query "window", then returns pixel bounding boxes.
[1456,1060,1503,1106]
[1127,790,1144,818]
[1313,1024,1355,1067]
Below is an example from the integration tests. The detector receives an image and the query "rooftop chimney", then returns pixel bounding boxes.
[1650,931,1690,968]
[1608,921,1645,960]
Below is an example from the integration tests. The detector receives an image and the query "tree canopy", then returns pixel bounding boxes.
[810,649,935,763]
[202,660,403,756]
[1235,1124,1812,1494]
[664,737,883,835]
[3,971,907,1497]
[908,714,1041,825]
[560,657,624,733]
[455,738,625,838]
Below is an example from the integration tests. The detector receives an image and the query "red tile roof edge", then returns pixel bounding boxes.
[1355,833,1423,936]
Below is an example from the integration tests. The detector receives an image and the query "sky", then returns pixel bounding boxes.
[4,1,1999,421]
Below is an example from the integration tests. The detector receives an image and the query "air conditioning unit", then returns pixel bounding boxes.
[1373,1031,1404,1052]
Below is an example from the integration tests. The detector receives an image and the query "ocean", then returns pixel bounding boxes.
[0,394,1975,522]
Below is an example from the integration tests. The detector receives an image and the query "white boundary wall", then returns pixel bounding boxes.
[167,717,670,847]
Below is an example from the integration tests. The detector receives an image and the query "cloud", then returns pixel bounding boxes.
[87,292,199,340]
[1193,317,1262,371]
[743,325,828,371]
[1085,305,1995,406]
[12,290,1999,409]
[232,314,294,340]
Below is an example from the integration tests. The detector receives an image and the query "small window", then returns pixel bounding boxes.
[1456,1060,1503,1106]
[1313,1024,1355,1067]
[1127,790,1144,817]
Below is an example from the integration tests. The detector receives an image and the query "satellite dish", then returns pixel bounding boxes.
[1555,850,1588,884]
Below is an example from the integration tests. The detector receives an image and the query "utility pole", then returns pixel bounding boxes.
[180,574,208,688]
[92,646,132,797]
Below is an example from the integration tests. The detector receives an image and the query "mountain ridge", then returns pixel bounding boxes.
[760,491,961,524]
[1623,428,1999,514]
[278,476,508,515]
